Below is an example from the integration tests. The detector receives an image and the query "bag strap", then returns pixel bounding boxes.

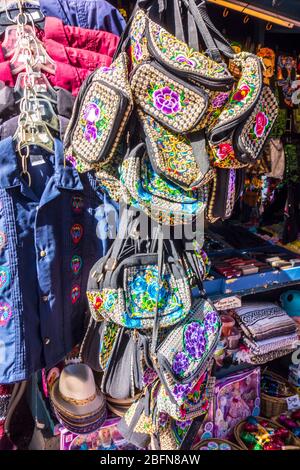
[180,414,206,450]
[104,209,138,272]
[150,225,164,357]
[197,1,234,57]
[182,0,222,62]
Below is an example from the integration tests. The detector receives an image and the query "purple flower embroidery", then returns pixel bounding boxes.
[134,42,143,61]
[175,419,193,430]
[212,92,229,109]
[83,103,100,123]
[204,311,219,333]
[158,412,169,427]
[84,123,97,142]
[100,66,115,73]
[142,368,158,387]
[172,351,190,375]
[184,322,206,359]
[175,54,196,68]
[173,382,193,400]
[65,154,77,168]
[153,86,181,115]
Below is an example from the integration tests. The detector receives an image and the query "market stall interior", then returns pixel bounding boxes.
[0,0,299,452]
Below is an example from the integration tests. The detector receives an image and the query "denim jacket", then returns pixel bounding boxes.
[40,0,126,36]
[0,137,117,383]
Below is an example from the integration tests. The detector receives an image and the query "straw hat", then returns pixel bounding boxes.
[51,363,105,417]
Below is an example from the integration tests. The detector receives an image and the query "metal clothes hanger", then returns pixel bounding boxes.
[4,2,56,75]
[14,72,58,104]
[0,0,44,34]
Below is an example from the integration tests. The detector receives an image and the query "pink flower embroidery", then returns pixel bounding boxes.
[66,154,77,168]
[217,143,234,160]
[153,86,181,115]
[83,103,100,123]
[233,84,251,102]
[254,111,269,138]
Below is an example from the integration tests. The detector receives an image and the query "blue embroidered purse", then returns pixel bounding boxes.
[86,214,200,329]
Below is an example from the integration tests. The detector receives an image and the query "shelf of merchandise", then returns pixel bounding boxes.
[207,279,300,302]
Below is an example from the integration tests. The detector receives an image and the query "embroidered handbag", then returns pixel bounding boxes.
[128,6,234,130]
[207,53,266,168]
[119,142,208,225]
[206,168,245,222]
[100,327,152,400]
[233,86,278,165]
[86,214,193,329]
[64,52,133,171]
[151,297,221,420]
[139,109,214,191]
[79,316,120,373]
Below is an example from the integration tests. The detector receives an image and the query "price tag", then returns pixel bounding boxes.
[214,296,242,311]
[286,394,300,411]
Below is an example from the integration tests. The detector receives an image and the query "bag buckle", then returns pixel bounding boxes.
[105,257,118,271]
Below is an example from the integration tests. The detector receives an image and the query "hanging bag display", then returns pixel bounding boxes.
[86,213,193,329]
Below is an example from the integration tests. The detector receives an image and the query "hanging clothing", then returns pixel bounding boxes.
[39,0,126,36]
[0,48,91,95]
[0,83,75,124]
[0,137,117,383]
[44,17,119,58]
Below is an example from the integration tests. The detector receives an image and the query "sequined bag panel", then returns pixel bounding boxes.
[208,52,263,148]
[64,53,133,170]
[153,298,220,418]
[131,61,208,134]
[119,143,208,225]
[156,369,215,422]
[234,86,278,164]
[139,110,214,190]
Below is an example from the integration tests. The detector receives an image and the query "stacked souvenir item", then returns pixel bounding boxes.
[196,368,260,441]
[235,416,299,450]
[274,410,300,441]
[233,302,298,364]
[193,438,242,450]
[50,364,107,434]
[260,370,298,418]
[63,0,278,224]
[60,417,143,451]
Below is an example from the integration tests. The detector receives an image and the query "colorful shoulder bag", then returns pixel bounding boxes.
[86,214,193,329]
[120,142,208,225]
[64,52,133,172]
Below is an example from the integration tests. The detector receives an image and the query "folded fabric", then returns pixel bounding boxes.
[234,302,297,341]
[44,39,113,70]
[235,344,297,366]
[243,332,299,355]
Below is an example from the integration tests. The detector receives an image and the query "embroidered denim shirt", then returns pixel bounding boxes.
[0,137,117,383]
[40,0,126,36]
